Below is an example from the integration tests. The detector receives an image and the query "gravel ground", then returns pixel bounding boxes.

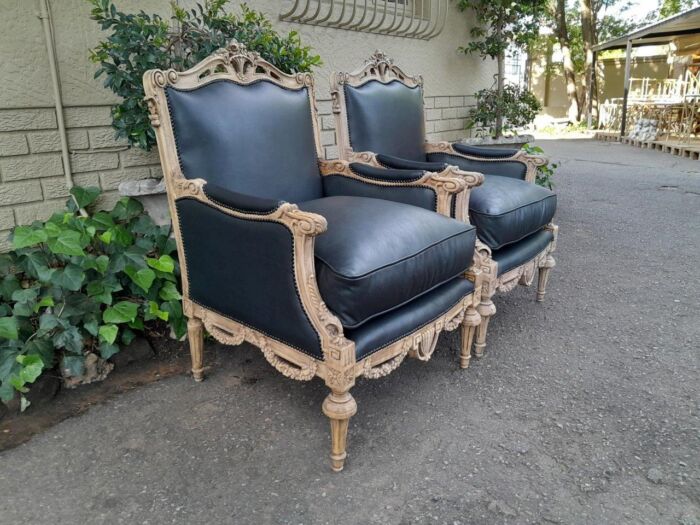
[1,139,699,525]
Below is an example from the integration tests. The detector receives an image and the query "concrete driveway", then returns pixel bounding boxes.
[1,139,699,524]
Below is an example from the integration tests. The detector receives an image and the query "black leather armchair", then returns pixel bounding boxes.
[143,42,485,472]
[331,51,559,360]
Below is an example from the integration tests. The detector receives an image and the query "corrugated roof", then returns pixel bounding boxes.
[593,6,700,51]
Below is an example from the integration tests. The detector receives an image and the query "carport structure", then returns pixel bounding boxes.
[592,6,700,139]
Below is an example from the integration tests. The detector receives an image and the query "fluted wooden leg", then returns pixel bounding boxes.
[536,255,556,302]
[322,390,357,472]
[187,317,204,382]
[474,299,496,358]
[460,305,481,369]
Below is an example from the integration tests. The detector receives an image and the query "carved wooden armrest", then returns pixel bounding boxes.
[345,152,484,222]
[425,142,548,184]
[172,177,327,233]
[344,152,484,189]
[319,157,483,221]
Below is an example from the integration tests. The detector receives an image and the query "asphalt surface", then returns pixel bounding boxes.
[1,139,699,525]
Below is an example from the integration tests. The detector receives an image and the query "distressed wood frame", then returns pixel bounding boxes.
[330,50,559,360]
[143,41,483,472]
[319,158,482,223]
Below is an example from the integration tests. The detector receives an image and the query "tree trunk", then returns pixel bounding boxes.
[555,0,579,123]
[491,16,506,139]
[580,0,598,124]
[495,50,505,138]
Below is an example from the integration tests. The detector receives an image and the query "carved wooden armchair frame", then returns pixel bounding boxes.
[425,142,547,184]
[143,42,485,472]
[330,51,558,359]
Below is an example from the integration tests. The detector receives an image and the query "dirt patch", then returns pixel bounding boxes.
[0,336,189,452]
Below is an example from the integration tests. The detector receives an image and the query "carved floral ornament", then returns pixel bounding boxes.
[335,49,423,87]
[305,275,348,348]
[367,50,393,71]
[201,315,318,381]
[144,41,316,128]
[213,42,259,79]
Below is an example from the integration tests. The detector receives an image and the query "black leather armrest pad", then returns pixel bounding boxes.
[203,182,283,214]
[349,162,424,182]
[376,153,449,172]
[452,143,520,159]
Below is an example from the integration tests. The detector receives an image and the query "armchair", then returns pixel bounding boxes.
[143,42,485,472]
[331,51,559,360]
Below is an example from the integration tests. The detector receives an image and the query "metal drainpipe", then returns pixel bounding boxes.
[38,0,74,190]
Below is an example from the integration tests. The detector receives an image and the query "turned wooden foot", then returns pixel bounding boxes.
[322,390,357,472]
[536,255,556,302]
[187,317,205,381]
[474,299,496,358]
[460,306,481,369]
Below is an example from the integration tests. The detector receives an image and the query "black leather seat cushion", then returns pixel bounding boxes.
[348,278,474,360]
[344,81,426,162]
[470,175,556,250]
[493,229,554,275]
[299,196,476,329]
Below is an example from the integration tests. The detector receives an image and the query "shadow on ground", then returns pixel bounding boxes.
[1,139,699,524]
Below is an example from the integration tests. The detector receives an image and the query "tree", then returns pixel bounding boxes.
[659,0,699,18]
[531,0,640,125]
[579,0,636,122]
[553,0,580,122]
[580,0,597,121]
[456,0,548,137]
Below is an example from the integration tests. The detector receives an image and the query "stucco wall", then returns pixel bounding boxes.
[597,56,671,101]
[0,0,493,248]
[530,52,673,119]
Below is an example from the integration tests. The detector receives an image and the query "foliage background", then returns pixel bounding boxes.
[456,0,548,137]
[467,84,542,137]
[89,0,321,150]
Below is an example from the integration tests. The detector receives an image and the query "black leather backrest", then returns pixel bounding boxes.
[427,152,528,180]
[166,80,323,203]
[344,80,426,161]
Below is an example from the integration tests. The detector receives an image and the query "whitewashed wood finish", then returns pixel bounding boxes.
[143,41,482,471]
[425,141,548,184]
[330,51,559,361]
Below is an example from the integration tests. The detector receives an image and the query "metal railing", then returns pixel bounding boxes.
[280,0,448,40]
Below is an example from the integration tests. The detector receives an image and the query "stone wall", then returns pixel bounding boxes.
[0,0,491,249]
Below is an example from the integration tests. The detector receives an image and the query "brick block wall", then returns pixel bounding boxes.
[0,97,472,249]
[424,96,473,144]
[0,106,162,251]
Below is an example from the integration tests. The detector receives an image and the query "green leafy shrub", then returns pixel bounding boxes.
[89,0,322,150]
[0,187,184,410]
[467,84,542,137]
[522,144,557,189]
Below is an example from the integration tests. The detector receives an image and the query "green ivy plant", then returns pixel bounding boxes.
[89,0,322,151]
[522,144,557,189]
[467,84,542,138]
[0,187,184,410]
